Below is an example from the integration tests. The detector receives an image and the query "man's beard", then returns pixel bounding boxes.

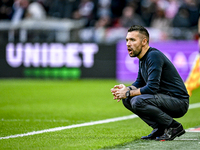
[129,48,142,57]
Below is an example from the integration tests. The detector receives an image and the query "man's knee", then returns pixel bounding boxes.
[122,98,133,112]
[130,95,146,113]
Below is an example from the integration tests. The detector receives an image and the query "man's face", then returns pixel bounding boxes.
[126,31,143,58]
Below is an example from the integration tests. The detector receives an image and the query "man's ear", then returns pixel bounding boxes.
[142,38,148,46]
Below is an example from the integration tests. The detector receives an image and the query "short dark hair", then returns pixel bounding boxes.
[128,25,149,43]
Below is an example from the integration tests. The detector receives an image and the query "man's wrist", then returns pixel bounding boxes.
[125,90,130,98]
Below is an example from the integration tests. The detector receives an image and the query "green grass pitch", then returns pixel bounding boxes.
[0,79,200,149]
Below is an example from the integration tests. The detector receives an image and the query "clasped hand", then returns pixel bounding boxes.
[111,84,127,102]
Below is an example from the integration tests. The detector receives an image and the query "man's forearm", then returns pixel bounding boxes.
[130,88,141,97]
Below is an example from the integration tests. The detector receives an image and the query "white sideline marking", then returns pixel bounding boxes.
[0,115,138,140]
[189,102,200,109]
[1,102,200,140]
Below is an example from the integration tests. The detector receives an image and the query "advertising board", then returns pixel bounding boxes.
[0,43,116,79]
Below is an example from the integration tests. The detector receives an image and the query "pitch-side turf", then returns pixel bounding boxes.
[0,79,199,150]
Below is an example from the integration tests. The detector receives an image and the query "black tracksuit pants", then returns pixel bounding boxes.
[122,93,189,129]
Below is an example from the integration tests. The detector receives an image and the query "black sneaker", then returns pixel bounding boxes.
[141,128,165,140]
[155,124,185,141]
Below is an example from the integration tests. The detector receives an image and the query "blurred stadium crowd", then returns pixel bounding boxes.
[0,0,199,43]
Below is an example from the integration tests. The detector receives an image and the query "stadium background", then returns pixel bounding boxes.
[0,0,199,80]
[0,0,200,149]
